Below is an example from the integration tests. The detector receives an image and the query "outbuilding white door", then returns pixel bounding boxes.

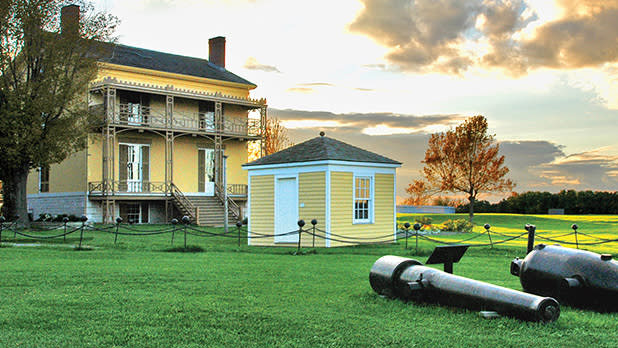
[275,177,298,243]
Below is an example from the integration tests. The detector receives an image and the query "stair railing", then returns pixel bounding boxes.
[170,183,198,223]
[215,183,241,220]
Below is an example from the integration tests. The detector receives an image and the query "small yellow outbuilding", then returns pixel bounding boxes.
[242,133,401,247]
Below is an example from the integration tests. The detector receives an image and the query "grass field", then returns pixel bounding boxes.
[0,214,617,347]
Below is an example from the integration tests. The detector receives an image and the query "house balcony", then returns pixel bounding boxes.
[88,181,248,199]
[91,103,261,138]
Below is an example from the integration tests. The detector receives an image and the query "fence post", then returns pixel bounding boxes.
[63,217,69,243]
[311,219,318,248]
[171,218,178,245]
[0,216,4,247]
[571,224,579,249]
[114,217,122,244]
[526,224,536,254]
[182,215,190,249]
[413,223,421,255]
[13,215,19,239]
[297,220,305,253]
[403,222,410,250]
[78,215,88,249]
[236,221,243,247]
[484,223,493,248]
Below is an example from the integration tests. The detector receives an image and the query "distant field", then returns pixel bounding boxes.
[0,214,617,347]
[397,213,618,254]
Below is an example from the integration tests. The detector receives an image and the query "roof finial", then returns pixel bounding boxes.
[319,131,325,137]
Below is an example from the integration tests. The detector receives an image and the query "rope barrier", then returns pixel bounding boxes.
[316,227,399,241]
[12,226,82,240]
[3,218,617,249]
[418,232,528,247]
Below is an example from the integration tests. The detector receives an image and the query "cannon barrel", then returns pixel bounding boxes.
[370,255,559,322]
[511,244,618,311]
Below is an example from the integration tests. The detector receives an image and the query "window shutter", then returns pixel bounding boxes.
[141,146,150,192]
[119,144,128,191]
[198,149,205,192]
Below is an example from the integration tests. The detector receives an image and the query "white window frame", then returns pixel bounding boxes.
[353,175,373,224]
[39,166,50,193]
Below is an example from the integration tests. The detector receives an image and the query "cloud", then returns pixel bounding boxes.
[270,108,464,134]
[286,87,314,94]
[349,0,618,75]
[297,82,335,87]
[500,141,618,192]
[243,57,281,73]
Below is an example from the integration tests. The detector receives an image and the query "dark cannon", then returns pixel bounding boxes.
[511,244,618,311]
[370,255,560,322]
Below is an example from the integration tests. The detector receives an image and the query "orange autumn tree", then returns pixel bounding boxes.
[402,180,433,205]
[410,115,514,222]
[248,117,293,161]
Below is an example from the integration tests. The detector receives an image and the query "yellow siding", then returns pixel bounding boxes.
[172,136,201,192]
[299,172,326,247]
[87,134,103,184]
[329,172,395,247]
[84,131,247,193]
[97,64,252,99]
[27,150,87,194]
[249,175,274,246]
[225,141,248,187]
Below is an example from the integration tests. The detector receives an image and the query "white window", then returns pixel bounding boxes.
[354,176,372,223]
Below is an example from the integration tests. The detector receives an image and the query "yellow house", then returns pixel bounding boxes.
[243,133,401,247]
[26,5,266,225]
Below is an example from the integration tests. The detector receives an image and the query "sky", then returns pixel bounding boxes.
[92,0,618,202]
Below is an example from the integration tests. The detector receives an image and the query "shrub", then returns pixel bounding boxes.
[37,213,53,222]
[441,219,473,232]
[415,216,432,227]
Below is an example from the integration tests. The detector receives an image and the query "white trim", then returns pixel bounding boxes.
[247,174,252,245]
[393,173,398,242]
[243,159,401,171]
[352,174,374,224]
[245,163,396,178]
[274,174,299,244]
[325,169,331,248]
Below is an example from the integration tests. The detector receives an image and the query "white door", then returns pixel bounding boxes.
[198,148,216,195]
[126,144,142,192]
[275,177,298,243]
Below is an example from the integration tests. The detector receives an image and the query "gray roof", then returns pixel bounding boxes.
[244,135,401,167]
[97,43,255,87]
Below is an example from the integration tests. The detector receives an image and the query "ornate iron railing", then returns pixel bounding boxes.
[92,103,261,137]
[88,181,168,194]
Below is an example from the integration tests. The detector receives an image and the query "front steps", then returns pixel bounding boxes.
[186,196,240,226]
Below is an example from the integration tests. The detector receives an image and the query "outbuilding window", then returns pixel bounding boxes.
[354,176,372,223]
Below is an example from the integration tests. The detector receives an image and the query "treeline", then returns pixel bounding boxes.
[456,190,618,214]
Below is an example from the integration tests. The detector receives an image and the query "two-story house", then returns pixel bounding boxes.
[26,5,266,225]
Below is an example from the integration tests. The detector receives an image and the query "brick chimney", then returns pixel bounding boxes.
[61,4,80,35]
[209,36,226,68]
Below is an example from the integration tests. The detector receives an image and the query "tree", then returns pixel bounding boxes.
[411,115,514,221]
[401,180,433,205]
[0,1,117,225]
[248,117,293,161]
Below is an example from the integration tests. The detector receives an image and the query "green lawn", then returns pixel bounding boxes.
[0,214,617,347]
